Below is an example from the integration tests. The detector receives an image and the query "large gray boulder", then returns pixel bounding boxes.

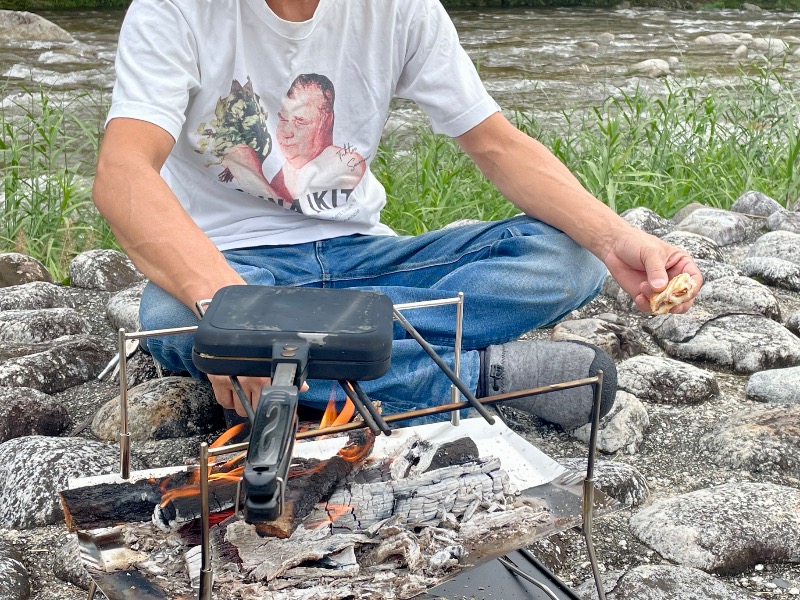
[91,376,224,441]
[0,436,131,529]
[0,253,52,288]
[629,483,800,573]
[0,10,73,43]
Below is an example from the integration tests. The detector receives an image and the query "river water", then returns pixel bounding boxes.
[2,7,800,124]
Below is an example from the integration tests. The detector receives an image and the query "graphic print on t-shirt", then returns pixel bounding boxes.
[195,74,367,216]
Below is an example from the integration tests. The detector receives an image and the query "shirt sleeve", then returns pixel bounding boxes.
[394,0,499,138]
[105,0,201,141]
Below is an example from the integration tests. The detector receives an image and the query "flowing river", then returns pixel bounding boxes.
[2,7,800,126]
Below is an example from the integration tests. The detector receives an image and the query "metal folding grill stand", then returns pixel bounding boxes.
[84,286,607,600]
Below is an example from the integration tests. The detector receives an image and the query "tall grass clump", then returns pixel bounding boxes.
[376,63,800,234]
[0,86,117,282]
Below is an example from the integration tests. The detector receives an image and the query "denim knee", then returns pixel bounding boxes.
[139,282,200,376]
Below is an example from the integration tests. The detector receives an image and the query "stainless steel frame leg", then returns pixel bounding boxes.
[583,370,607,600]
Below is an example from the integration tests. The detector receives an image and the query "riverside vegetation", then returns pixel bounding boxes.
[2,63,799,282]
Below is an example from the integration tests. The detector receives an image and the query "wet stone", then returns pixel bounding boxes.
[0,543,30,600]
[558,457,649,506]
[90,376,225,441]
[653,313,800,374]
[0,335,113,394]
[617,355,719,405]
[0,435,133,529]
[69,249,144,292]
[106,280,145,332]
[731,190,786,217]
[0,253,52,288]
[695,275,781,320]
[629,482,800,573]
[0,386,69,443]
[699,405,800,477]
[551,317,645,360]
[661,231,724,262]
[621,207,675,237]
[571,391,649,454]
[576,564,757,599]
[0,10,74,42]
[675,207,760,246]
[746,367,800,404]
[0,281,68,311]
[0,308,89,344]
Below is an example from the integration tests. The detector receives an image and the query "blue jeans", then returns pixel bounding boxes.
[140,216,606,423]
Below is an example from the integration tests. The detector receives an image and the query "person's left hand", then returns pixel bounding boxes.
[602,227,703,314]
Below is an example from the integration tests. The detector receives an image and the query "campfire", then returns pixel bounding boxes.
[61,415,597,600]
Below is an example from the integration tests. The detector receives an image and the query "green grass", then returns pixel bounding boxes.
[2,63,798,278]
[376,64,800,235]
[0,86,117,283]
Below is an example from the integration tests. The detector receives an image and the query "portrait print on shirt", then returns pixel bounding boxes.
[195,74,367,216]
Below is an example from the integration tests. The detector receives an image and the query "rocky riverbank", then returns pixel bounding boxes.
[0,192,799,599]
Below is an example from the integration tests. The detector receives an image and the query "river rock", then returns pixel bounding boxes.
[751,37,789,57]
[695,275,781,320]
[51,532,90,590]
[0,386,68,443]
[747,230,800,264]
[694,259,740,282]
[740,257,800,292]
[731,190,784,217]
[652,313,800,374]
[90,376,224,441]
[789,311,800,336]
[745,367,800,404]
[695,33,741,46]
[0,335,112,394]
[571,391,649,454]
[661,231,724,262]
[0,253,52,288]
[0,308,89,344]
[617,355,718,405]
[630,59,670,77]
[733,44,749,59]
[0,10,74,43]
[69,249,144,292]
[106,281,145,332]
[576,564,758,599]
[699,405,800,477]
[767,209,800,234]
[0,436,133,529]
[675,208,759,246]
[558,457,649,506]
[0,544,30,600]
[0,281,68,311]
[621,207,675,237]
[629,482,800,573]
[551,317,645,360]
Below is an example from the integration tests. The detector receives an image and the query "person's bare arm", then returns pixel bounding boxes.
[93,117,269,413]
[456,112,702,313]
[93,117,246,308]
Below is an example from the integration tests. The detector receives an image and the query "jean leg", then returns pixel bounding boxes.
[322,216,608,348]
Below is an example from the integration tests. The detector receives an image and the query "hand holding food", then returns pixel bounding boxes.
[649,273,697,314]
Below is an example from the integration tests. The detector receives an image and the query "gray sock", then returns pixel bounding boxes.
[482,340,616,430]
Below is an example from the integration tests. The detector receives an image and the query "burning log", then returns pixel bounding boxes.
[254,429,375,538]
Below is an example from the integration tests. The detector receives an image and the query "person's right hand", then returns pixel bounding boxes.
[208,374,308,417]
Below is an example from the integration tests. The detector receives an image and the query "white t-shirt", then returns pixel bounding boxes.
[108,0,499,250]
